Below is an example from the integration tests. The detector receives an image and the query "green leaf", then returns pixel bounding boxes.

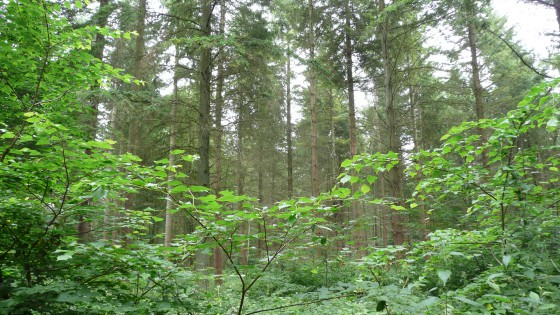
[87,140,113,149]
[287,214,297,225]
[339,174,351,184]
[538,303,557,310]
[528,291,540,303]
[502,255,511,267]
[390,204,406,211]
[1,132,15,139]
[92,186,107,202]
[360,184,370,194]
[341,159,353,168]
[170,185,189,194]
[484,294,509,302]
[57,253,73,261]
[376,300,387,312]
[546,116,558,131]
[217,193,246,203]
[454,296,482,307]
[418,296,439,308]
[182,155,197,162]
[437,270,451,286]
[189,185,209,193]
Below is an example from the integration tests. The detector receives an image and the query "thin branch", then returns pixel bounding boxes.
[482,27,551,79]
[153,12,200,27]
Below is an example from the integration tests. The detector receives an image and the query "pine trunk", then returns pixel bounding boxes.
[212,0,226,286]
[286,44,294,199]
[195,0,213,285]
[308,0,320,197]
[379,0,405,245]
[465,0,487,166]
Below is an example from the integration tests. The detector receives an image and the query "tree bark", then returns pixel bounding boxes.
[212,0,226,286]
[122,0,147,242]
[465,0,488,166]
[79,0,112,243]
[379,0,405,245]
[286,43,294,199]
[197,0,212,190]
[308,0,320,197]
[164,47,180,247]
[345,0,357,158]
[195,0,213,286]
[237,94,248,265]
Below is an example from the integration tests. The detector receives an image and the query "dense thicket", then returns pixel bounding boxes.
[1,0,559,314]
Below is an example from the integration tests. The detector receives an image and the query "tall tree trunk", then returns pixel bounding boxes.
[104,105,119,242]
[196,0,213,285]
[329,89,344,250]
[79,0,112,243]
[164,48,180,247]
[329,90,338,191]
[345,0,363,251]
[122,0,147,242]
[286,43,294,199]
[555,0,560,33]
[379,0,405,245]
[465,0,488,166]
[308,0,320,197]
[409,82,428,240]
[212,0,226,286]
[345,0,357,158]
[373,105,389,247]
[236,95,248,265]
[197,0,212,190]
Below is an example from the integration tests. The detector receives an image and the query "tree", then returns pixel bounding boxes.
[464,0,489,166]
[197,0,213,190]
[308,0,320,197]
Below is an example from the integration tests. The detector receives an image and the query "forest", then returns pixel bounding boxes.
[1,0,560,313]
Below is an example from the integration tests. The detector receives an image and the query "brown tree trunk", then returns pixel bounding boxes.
[345,0,357,158]
[379,0,405,245]
[79,0,111,243]
[286,43,294,199]
[465,0,488,166]
[308,0,320,197]
[212,0,226,286]
[237,95,248,266]
[164,47,180,247]
[409,82,428,240]
[121,0,147,242]
[195,0,213,286]
[197,0,212,190]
